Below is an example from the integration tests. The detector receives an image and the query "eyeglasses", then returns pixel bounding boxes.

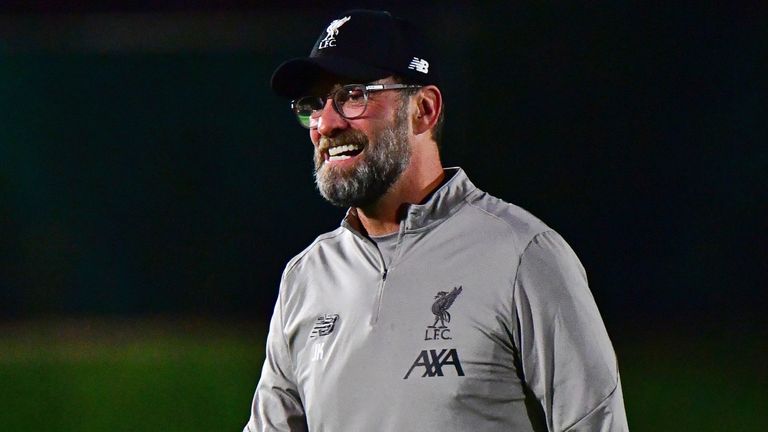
[291,83,422,129]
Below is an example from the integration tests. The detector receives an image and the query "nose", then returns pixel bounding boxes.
[316,98,349,137]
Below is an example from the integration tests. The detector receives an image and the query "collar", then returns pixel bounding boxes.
[342,167,479,235]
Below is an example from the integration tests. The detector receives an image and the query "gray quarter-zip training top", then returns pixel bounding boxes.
[244,167,628,431]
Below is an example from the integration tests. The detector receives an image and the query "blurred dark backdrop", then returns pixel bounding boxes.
[2,1,764,332]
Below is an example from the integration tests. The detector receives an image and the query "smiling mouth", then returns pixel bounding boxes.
[326,143,365,162]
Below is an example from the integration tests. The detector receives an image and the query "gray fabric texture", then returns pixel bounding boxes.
[244,167,628,432]
[369,231,399,269]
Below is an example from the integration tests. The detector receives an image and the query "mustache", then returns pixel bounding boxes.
[318,130,368,153]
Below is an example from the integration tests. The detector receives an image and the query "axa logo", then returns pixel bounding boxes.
[408,57,429,74]
[318,16,351,49]
[425,286,462,341]
[310,313,339,338]
[403,348,465,379]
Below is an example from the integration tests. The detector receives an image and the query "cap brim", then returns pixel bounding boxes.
[270,56,393,98]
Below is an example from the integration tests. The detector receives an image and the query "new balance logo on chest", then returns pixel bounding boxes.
[310,314,339,338]
[308,314,339,363]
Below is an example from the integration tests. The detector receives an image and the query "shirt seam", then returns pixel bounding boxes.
[283,229,346,276]
[509,228,620,431]
[562,371,621,431]
[276,282,296,382]
[465,199,548,237]
[508,231,554,382]
[468,194,555,366]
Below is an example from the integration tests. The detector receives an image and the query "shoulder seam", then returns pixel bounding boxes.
[276,228,346,386]
[284,228,346,275]
[509,230,557,358]
[464,198,549,237]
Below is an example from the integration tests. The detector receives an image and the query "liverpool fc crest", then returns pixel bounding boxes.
[424,286,462,341]
[430,286,462,328]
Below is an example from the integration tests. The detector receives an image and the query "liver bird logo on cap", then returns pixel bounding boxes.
[318,16,351,49]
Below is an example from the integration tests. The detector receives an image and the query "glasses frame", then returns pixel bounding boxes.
[291,83,422,129]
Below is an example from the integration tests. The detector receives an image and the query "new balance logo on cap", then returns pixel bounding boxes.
[408,57,429,74]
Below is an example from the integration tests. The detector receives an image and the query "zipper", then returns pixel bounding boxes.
[371,248,388,326]
[356,224,403,326]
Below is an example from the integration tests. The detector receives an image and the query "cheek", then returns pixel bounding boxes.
[310,130,321,146]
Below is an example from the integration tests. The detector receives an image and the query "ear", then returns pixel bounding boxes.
[411,85,442,137]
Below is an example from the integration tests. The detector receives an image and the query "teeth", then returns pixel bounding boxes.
[328,155,352,162]
[328,144,361,157]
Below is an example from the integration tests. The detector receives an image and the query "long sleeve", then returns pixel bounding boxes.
[243,286,308,432]
[513,231,629,431]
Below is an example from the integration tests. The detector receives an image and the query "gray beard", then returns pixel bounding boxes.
[313,108,411,208]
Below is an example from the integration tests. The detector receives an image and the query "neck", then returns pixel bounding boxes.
[355,157,444,237]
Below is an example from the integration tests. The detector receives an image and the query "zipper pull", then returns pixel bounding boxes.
[382,269,388,281]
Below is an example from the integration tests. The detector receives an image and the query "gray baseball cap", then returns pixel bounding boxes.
[271,9,439,98]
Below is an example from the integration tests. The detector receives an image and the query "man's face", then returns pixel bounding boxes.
[310,80,412,208]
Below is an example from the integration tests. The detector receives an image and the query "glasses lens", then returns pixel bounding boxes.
[293,96,324,128]
[335,85,367,119]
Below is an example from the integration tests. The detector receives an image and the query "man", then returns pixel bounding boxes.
[244,9,628,432]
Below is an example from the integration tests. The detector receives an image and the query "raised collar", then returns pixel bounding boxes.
[342,167,479,235]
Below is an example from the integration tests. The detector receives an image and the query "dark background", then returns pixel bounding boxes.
[1,2,766,430]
